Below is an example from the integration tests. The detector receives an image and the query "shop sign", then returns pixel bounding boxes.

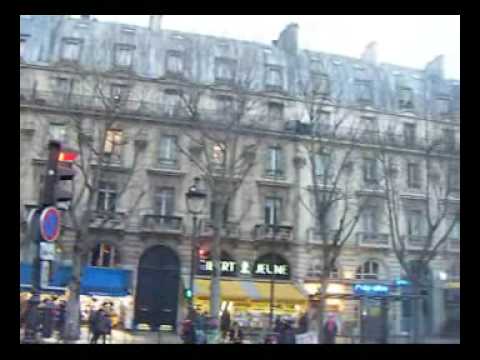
[199,260,237,274]
[253,263,289,276]
[353,283,390,296]
[252,254,291,280]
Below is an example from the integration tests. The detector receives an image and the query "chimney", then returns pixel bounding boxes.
[425,55,444,79]
[277,23,299,55]
[149,15,163,32]
[362,41,378,65]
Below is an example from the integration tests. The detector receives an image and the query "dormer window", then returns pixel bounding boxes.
[265,66,283,91]
[215,58,236,83]
[114,44,134,68]
[312,73,330,95]
[166,50,184,75]
[399,87,414,110]
[61,38,83,62]
[355,79,373,104]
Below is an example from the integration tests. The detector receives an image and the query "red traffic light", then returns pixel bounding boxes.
[58,151,78,162]
[198,248,209,259]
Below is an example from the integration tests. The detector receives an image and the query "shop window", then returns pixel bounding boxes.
[356,260,380,280]
[90,243,118,267]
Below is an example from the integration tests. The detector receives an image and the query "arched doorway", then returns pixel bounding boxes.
[135,245,180,330]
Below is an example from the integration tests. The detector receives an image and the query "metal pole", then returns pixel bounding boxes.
[189,215,198,310]
[269,225,276,331]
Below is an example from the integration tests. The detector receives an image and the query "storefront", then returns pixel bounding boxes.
[443,281,460,335]
[20,263,133,329]
[191,252,308,330]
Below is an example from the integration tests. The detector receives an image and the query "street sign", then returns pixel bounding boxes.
[39,242,55,261]
[39,207,61,242]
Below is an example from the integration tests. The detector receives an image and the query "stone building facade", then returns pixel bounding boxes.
[20,15,459,337]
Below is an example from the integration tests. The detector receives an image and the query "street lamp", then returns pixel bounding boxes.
[185,177,207,310]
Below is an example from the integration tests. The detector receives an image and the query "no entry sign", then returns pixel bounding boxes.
[39,207,61,242]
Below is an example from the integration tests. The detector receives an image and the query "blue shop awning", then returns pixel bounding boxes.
[20,263,132,297]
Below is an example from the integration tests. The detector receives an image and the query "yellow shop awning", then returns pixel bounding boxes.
[253,281,307,303]
[193,279,307,303]
[446,281,460,289]
[194,279,249,300]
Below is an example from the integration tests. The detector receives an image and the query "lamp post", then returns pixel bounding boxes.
[185,177,207,311]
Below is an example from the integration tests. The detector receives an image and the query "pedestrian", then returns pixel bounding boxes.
[228,322,244,344]
[298,312,308,334]
[55,300,66,340]
[88,299,99,341]
[40,298,55,338]
[90,309,110,344]
[181,319,196,344]
[220,309,231,340]
[323,314,338,344]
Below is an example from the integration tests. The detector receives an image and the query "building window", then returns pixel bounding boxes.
[356,260,380,280]
[448,163,460,191]
[215,58,235,82]
[363,206,379,234]
[110,84,129,102]
[48,124,67,143]
[443,129,456,151]
[212,143,226,167]
[268,102,284,121]
[163,89,182,116]
[355,80,373,104]
[314,153,331,179]
[104,129,123,162]
[114,45,134,68]
[216,95,234,115]
[265,146,285,177]
[403,123,416,147]
[265,66,283,89]
[398,88,414,109]
[362,116,378,140]
[436,98,450,115]
[210,201,229,225]
[363,158,378,184]
[312,73,330,95]
[158,135,177,167]
[265,197,282,225]
[406,209,425,239]
[20,37,27,58]
[90,244,118,268]
[96,181,118,212]
[407,162,421,188]
[313,111,332,134]
[166,50,184,74]
[61,38,82,62]
[154,187,175,216]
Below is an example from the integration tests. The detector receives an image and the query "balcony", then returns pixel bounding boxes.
[199,220,241,239]
[142,214,183,234]
[89,211,126,230]
[356,232,390,248]
[253,224,294,243]
[307,228,340,245]
[407,235,428,248]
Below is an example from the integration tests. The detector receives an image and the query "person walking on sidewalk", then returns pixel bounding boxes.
[90,309,111,344]
[323,314,338,344]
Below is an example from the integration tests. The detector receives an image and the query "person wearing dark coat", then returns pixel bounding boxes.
[90,309,111,344]
[181,319,196,344]
[220,310,231,340]
[41,299,56,338]
[298,313,308,334]
[55,301,66,339]
[278,321,296,344]
[323,315,338,344]
[228,323,244,344]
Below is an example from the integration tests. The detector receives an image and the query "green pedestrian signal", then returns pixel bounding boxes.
[184,288,193,299]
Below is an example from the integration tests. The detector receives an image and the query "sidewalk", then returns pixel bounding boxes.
[21,327,183,344]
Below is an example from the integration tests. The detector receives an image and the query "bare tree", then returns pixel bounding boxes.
[25,68,151,341]
[376,132,460,343]
[296,66,370,343]
[175,48,265,339]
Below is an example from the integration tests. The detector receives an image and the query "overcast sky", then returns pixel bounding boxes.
[81,15,460,79]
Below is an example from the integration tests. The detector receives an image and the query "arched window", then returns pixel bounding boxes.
[90,243,119,268]
[356,260,380,280]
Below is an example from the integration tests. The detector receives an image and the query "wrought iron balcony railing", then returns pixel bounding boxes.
[307,228,340,244]
[356,232,390,247]
[254,224,294,242]
[142,214,183,233]
[199,220,241,239]
[89,211,126,229]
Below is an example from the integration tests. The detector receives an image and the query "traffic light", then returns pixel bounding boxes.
[198,248,209,260]
[41,140,77,207]
[184,288,193,300]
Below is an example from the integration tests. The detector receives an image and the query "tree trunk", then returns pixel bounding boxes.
[209,201,223,343]
[62,252,83,342]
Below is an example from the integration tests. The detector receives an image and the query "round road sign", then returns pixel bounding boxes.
[40,207,61,242]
